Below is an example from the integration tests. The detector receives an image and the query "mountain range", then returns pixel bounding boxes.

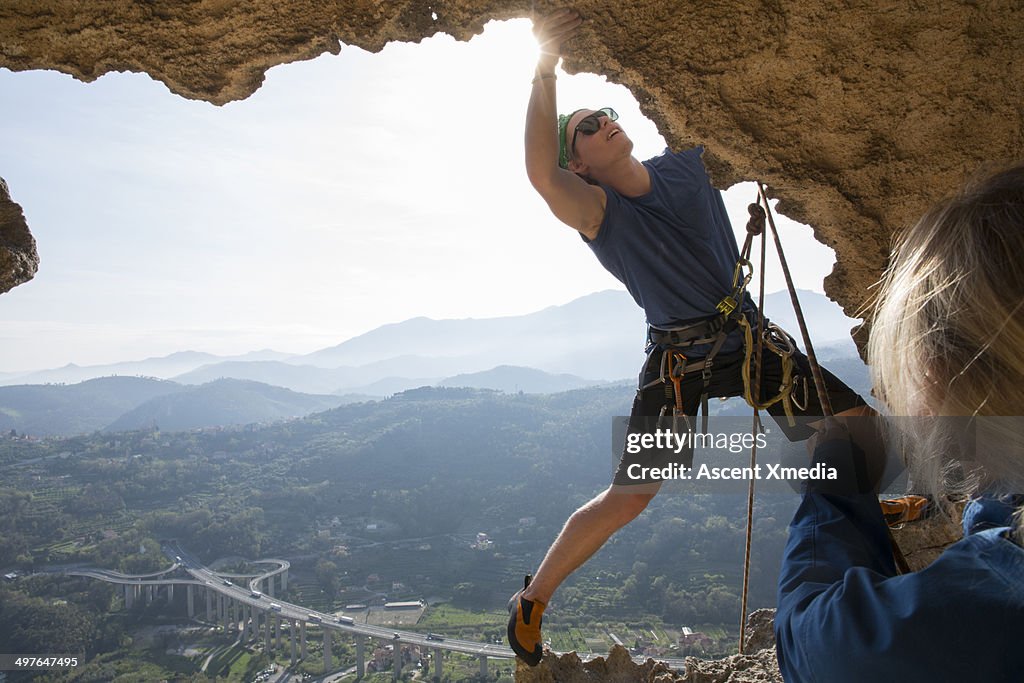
[0,289,868,435]
[0,377,354,436]
[2,289,859,386]
[1,349,293,387]
[0,368,612,437]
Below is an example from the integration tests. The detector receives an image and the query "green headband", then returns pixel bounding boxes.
[557,108,587,169]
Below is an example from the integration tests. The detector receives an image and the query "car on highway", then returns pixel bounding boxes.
[426,633,444,641]
[250,591,262,599]
[308,613,322,622]
[336,615,354,625]
[270,603,282,612]
[222,579,232,586]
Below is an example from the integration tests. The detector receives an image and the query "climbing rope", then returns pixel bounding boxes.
[736,183,909,654]
[757,182,834,417]
[738,199,767,655]
[738,184,838,653]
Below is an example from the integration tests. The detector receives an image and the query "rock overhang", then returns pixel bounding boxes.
[1,0,1022,320]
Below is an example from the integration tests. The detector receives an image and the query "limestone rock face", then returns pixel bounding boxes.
[738,609,776,656]
[891,505,964,572]
[0,177,38,294]
[516,611,782,683]
[515,646,682,683]
[679,649,782,683]
[2,1,1022,314]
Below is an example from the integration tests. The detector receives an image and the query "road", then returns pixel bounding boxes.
[68,540,690,671]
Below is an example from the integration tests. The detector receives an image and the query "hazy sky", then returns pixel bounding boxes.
[0,19,841,373]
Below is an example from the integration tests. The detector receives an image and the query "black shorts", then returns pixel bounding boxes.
[611,337,867,486]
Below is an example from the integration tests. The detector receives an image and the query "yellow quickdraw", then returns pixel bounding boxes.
[717,258,753,317]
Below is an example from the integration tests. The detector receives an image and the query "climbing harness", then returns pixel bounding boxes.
[646,316,742,433]
[644,200,799,433]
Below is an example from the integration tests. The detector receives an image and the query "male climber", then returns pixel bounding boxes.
[506,9,868,666]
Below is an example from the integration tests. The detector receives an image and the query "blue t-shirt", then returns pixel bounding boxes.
[775,439,1024,682]
[586,147,745,330]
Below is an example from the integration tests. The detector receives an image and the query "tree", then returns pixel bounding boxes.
[315,558,339,595]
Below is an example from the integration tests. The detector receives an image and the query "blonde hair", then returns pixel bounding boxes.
[868,161,1024,537]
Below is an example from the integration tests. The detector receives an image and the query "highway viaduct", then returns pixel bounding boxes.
[69,541,689,679]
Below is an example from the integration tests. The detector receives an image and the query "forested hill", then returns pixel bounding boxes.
[105,378,346,432]
[0,376,183,436]
[0,377,352,436]
[3,380,798,639]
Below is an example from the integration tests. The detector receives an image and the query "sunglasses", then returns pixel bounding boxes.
[570,108,619,160]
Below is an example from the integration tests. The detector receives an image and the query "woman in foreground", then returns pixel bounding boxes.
[775,162,1024,681]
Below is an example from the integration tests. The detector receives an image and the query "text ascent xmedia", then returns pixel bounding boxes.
[625,462,839,482]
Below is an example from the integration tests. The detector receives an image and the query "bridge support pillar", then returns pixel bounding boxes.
[281,569,288,591]
[268,576,275,597]
[264,609,271,651]
[323,628,332,673]
[479,654,488,678]
[241,603,249,642]
[145,585,153,605]
[186,584,194,617]
[124,584,133,609]
[356,636,365,678]
[433,647,443,682]
[300,621,307,659]
[290,619,298,665]
[393,639,401,681]
[274,614,281,649]
[205,588,213,621]
[167,583,174,602]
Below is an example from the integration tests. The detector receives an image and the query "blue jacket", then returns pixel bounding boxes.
[775,439,1024,682]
